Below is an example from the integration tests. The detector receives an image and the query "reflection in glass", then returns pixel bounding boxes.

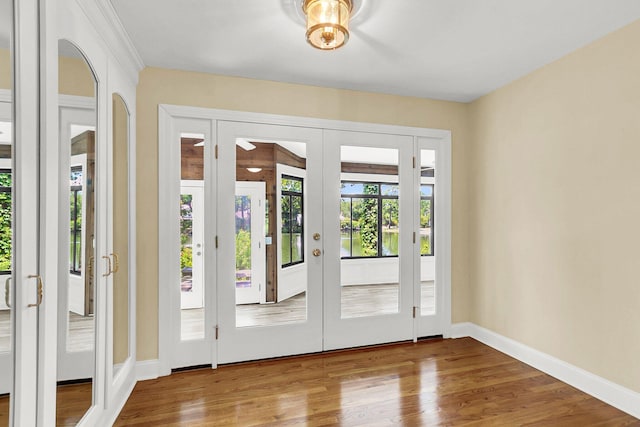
[57,39,97,426]
[179,133,205,341]
[112,93,130,375]
[340,146,400,318]
[0,0,12,421]
[235,139,308,327]
[420,149,436,316]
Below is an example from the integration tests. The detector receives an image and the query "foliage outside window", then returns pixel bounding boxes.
[340,182,399,258]
[69,167,83,275]
[420,184,434,256]
[281,175,303,267]
[0,170,11,273]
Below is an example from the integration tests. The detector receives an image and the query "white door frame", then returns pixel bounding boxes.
[234,181,266,306]
[158,104,452,375]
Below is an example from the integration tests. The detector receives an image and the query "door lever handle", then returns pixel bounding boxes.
[102,255,112,277]
[27,275,43,308]
[110,253,120,273]
[4,277,10,308]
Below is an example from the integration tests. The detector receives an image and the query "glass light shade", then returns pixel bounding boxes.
[303,0,352,50]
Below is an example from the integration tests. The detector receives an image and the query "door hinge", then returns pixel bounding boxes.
[215,144,218,159]
[215,236,218,248]
[413,231,416,244]
[215,325,219,340]
[413,307,417,318]
[413,156,416,168]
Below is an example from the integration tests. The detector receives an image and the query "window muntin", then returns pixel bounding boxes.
[281,175,304,267]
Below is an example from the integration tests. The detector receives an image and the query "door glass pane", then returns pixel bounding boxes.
[58,38,97,425]
[235,139,307,327]
[112,94,130,376]
[180,132,205,341]
[0,0,11,416]
[420,149,436,316]
[340,146,400,318]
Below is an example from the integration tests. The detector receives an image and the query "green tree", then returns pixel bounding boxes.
[382,199,398,229]
[0,173,12,271]
[360,185,378,256]
[235,229,251,270]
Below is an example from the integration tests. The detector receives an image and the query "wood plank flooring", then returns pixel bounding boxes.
[115,338,639,426]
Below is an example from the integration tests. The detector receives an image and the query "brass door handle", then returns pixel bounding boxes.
[102,255,112,277]
[4,277,10,308]
[312,249,321,257]
[27,275,43,308]
[110,253,120,273]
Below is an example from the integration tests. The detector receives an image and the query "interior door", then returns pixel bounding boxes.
[323,130,414,350]
[217,121,323,364]
[234,181,266,305]
[168,118,216,369]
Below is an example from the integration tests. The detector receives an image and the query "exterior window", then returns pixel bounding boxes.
[70,166,83,275]
[340,181,399,258]
[281,175,304,267]
[0,169,11,273]
[420,184,434,256]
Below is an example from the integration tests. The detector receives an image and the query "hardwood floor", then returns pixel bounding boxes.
[115,338,639,426]
[56,382,93,427]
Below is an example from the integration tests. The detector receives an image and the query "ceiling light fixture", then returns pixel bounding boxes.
[247,168,262,173]
[302,0,352,50]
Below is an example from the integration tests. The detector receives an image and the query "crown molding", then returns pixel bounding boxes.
[74,0,145,84]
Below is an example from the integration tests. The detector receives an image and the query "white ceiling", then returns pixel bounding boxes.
[111,0,640,102]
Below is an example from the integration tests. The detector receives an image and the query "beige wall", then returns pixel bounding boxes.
[113,94,130,365]
[136,69,472,360]
[468,20,640,392]
[59,55,95,97]
[0,48,9,90]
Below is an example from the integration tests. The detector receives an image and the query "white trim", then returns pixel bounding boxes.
[135,359,162,381]
[74,0,144,84]
[100,377,135,427]
[159,104,451,140]
[452,322,640,419]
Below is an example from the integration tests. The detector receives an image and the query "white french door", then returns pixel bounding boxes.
[234,182,266,306]
[163,117,216,370]
[159,106,452,372]
[217,121,323,364]
[415,137,451,337]
[323,130,415,350]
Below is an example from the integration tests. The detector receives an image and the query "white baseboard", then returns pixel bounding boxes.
[136,359,161,381]
[451,322,640,419]
[102,377,136,426]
